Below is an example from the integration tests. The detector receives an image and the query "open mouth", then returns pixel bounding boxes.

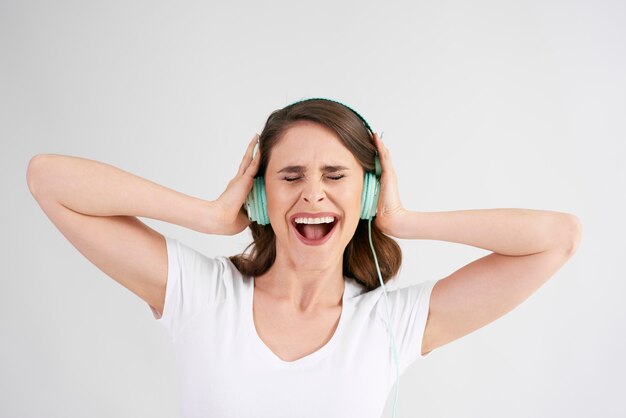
[291,217,338,246]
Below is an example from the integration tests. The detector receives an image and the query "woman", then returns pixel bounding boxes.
[26,98,582,418]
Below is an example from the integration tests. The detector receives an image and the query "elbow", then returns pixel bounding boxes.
[563,214,583,256]
[26,154,52,197]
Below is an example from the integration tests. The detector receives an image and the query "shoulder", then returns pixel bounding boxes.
[167,240,246,302]
[169,239,234,277]
[370,278,437,319]
[213,255,252,297]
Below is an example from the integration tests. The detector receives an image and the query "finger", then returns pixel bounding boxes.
[374,134,396,176]
[237,134,259,177]
[373,133,387,160]
[374,134,389,157]
[244,143,261,176]
[236,136,256,177]
[373,132,385,154]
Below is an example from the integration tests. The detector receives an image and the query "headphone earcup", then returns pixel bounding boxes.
[245,177,270,225]
[361,171,380,220]
[245,141,271,225]
[258,177,269,225]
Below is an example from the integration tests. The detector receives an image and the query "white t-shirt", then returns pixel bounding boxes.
[150,236,438,418]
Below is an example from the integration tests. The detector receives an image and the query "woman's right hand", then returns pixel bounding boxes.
[211,134,261,235]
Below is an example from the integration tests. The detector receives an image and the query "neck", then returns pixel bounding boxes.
[254,257,345,313]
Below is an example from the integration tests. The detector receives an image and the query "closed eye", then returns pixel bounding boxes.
[284,175,345,182]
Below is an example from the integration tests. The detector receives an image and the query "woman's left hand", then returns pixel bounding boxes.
[372,132,409,237]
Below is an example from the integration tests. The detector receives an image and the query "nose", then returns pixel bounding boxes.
[302,180,326,203]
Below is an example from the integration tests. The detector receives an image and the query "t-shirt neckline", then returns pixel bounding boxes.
[247,275,350,367]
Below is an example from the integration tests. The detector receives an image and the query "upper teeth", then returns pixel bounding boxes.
[294,217,335,224]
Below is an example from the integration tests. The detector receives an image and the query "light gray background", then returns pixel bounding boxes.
[2,0,624,417]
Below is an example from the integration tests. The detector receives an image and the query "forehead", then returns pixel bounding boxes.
[269,121,359,168]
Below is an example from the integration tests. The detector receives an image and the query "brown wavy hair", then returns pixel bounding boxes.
[228,98,402,292]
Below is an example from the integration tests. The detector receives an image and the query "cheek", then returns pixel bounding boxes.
[341,183,365,222]
[265,185,298,226]
[350,181,365,204]
[266,185,297,209]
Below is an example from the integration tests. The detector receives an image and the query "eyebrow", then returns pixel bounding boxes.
[276,165,350,174]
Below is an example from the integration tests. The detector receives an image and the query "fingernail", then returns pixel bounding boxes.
[380,131,384,140]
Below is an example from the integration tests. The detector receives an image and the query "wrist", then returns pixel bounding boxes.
[201,199,225,235]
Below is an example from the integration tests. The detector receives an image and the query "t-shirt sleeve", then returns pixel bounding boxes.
[376,278,439,373]
[149,236,225,340]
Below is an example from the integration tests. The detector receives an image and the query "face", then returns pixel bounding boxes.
[265,121,365,269]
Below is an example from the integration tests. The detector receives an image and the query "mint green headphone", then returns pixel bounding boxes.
[244,98,382,225]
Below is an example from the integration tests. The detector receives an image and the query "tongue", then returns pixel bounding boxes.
[301,223,332,240]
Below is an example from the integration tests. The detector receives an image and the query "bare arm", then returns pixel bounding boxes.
[26,153,230,315]
[27,153,224,234]
[369,133,583,356]
[389,208,581,255]
[408,209,582,356]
